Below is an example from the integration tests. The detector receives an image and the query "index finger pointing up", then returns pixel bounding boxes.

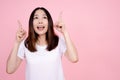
[17,20,22,29]
[58,11,63,22]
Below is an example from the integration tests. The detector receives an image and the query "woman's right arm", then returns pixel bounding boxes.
[6,42,23,74]
[6,21,26,74]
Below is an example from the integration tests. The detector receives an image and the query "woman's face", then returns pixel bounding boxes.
[33,9,48,36]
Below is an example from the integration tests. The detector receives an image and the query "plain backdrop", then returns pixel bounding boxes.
[0,0,120,80]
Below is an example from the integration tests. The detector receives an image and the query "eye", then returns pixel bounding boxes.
[33,16,38,19]
[43,16,47,19]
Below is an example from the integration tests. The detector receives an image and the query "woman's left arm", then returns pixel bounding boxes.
[55,12,79,63]
[63,31,79,63]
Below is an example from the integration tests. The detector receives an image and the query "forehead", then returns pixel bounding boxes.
[34,9,46,16]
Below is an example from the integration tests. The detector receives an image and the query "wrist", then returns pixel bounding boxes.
[14,40,21,46]
[63,31,69,37]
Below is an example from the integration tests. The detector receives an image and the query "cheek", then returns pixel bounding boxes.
[45,26,48,32]
[44,19,48,25]
[33,20,37,26]
[33,21,38,31]
[33,27,37,33]
[45,22,48,30]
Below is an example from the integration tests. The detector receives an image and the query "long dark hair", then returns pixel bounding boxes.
[25,7,58,52]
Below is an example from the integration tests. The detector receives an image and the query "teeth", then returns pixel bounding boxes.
[37,26,44,28]
[37,26,45,30]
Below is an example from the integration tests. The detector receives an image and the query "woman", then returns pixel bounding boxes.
[6,7,78,80]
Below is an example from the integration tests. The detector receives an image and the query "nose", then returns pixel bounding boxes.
[38,19,43,24]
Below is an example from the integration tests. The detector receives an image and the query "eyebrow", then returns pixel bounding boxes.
[34,14,47,17]
[34,14,38,17]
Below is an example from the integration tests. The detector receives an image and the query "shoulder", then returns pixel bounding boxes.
[57,36,66,48]
[57,36,66,54]
[58,36,65,44]
[19,40,26,48]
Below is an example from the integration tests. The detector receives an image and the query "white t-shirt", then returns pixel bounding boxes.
[17,37,66,80]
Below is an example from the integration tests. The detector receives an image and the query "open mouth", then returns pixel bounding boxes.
[37,26,45,30]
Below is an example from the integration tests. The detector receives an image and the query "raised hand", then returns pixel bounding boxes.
[54,12,66,34]
[16,20,26,43]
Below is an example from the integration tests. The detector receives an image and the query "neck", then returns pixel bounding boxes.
[37,35,47,46]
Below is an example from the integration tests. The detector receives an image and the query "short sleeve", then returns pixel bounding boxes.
[58,37,67,55]
[17,40,25,59]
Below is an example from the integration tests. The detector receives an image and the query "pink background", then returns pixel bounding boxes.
[0,0,120,80]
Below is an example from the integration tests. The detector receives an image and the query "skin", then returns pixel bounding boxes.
[6,9,79,74]
[33,10,48,45]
